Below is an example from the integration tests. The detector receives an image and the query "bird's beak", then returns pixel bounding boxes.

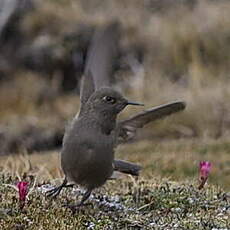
[126,101,144,106]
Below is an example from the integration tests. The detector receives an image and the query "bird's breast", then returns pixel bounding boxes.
[61,125,115,189]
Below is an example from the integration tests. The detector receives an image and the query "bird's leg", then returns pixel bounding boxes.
[78,189,92,206]
[46,177,74,198]
[65,189,92,213]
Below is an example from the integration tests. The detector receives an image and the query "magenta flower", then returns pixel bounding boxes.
[17,181,29,209]
[4,177,36,210]
[198,161,212,189]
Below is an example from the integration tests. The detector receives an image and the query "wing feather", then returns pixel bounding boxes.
[117,101,186,143]
[79,22,120,113]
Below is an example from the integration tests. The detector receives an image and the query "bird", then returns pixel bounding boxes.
[46,21,186,211]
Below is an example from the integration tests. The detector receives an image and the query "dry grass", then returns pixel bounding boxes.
[0,138,229,190]
[0,168,229,229]
[1,0,230,139]
[0,1,230,228]
[0,138,229,229]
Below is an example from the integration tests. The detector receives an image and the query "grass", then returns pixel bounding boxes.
[0,171,229,229]
[0,139,229,229]
[1,138,229,190]
[1,0,230,228]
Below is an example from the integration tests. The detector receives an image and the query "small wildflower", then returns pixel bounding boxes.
[4,177,36,210]
[198,161,212,189]
[17,181,29,209]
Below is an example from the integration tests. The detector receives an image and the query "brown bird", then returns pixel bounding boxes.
[46,22,186,211]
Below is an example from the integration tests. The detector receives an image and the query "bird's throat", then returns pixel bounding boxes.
[98,111,116,135]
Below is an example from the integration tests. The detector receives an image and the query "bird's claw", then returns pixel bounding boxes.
[46,186,62,198]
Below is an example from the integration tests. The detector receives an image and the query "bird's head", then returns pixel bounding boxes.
[88,87,143,115]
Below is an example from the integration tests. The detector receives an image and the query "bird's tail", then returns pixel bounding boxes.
[113,159,142,176]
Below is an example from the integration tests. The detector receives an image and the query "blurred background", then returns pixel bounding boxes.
[0,0,229,189]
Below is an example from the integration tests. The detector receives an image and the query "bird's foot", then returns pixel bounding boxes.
[46,178,73,198]
[46,186,63,198]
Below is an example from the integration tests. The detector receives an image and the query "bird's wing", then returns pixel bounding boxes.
[80,71,95,109]
[116,101,186,143]
[79,22,120,113]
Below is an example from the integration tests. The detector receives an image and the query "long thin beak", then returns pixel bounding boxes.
[127,101,144,106]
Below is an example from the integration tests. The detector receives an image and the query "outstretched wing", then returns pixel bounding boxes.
[79,22,120,113]
[117,101,186,143]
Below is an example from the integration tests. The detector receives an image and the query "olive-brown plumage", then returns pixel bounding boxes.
[61,88,129,191]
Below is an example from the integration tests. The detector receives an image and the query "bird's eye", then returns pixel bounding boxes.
[102,96,116,104]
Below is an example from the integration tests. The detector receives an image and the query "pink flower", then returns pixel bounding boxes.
[198,161,212,189]
[4,177,35,210]
[16,181,29,209]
